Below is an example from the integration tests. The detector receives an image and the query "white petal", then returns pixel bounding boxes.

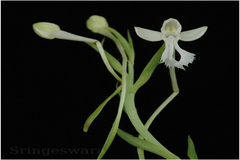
[180,26,208,42]
[174,40,196,69]
[55,30,97,43]
[134,27,162,42]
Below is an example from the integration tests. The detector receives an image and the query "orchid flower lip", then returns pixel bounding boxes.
[134,18,207,70]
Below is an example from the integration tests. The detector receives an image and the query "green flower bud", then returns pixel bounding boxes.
[33,22,60,39]
[86,15,108,33]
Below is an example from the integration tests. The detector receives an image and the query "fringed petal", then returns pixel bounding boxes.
[174,39,196,70]
[164,57,178,68]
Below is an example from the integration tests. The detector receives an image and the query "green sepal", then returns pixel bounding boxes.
[187,135,198,159]
[86,42,123,75]
[130,43,165,93]
[117,128,180,159]
[106,27,134,63]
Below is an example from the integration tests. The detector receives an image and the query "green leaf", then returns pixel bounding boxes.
[83,85,122,132]
[117,128,180,159]
[187,135,198,159]
[86,42,123,75]
[106,27,134,63]
[106,52,123,75]
[115,81,122,97]
[127,30,135,63]
[127,30,134,49]
[97,88,126,159]
[130,43,165,93]
[101,38,105,46]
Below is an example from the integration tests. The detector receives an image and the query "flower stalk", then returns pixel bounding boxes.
[33,22,122,82]
[136,52,180,159]
[86,15,128,159]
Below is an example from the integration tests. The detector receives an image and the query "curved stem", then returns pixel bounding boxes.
[124,92,180,159]
[54,30,122,82]
[137,54,180,159]
[145,66,179,129]
[97,29,128,159]
[95,42,122,82]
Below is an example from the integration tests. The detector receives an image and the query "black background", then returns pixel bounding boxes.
[2,1,239,159]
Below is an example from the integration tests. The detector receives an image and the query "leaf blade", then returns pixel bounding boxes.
[106,27,134,63]
[117,128,180,159]
[130,43,165,93]
[187,135,198,159]
[83,85,122,132]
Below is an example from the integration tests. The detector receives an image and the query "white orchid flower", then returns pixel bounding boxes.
[135,18,208,70]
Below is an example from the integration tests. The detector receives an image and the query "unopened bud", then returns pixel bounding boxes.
[86,15,108,33]
[33,22,60,39]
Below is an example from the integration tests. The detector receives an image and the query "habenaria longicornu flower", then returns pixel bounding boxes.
[135,18,208,70]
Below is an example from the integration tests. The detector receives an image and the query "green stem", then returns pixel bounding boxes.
[137,54,180,159]
[97,29,128,159]
[124,92,180,159]
[118,128,180,159]
[128,61,134,87]
[96,42,122,82]
[144,66,179,130]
